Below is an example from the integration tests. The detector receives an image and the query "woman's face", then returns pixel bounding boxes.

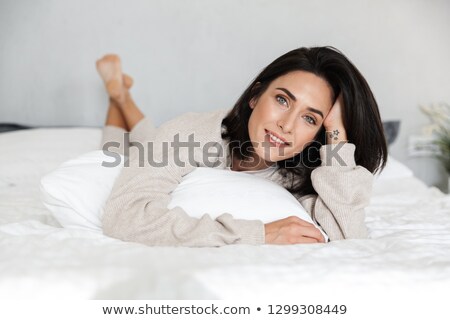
[248,70,334,167]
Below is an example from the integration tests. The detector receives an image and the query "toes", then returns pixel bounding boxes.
[101,54,121,63]
[96,54,122,72]
[123,74,134,89]
[95,59,102,70]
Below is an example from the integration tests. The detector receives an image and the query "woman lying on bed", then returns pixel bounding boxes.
[97,46,387,247]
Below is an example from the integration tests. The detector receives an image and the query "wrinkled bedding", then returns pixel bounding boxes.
[1,128,449,299]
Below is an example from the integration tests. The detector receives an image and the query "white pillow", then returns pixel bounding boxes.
[40,150,328,240]
[40,150,122,231]
[373,155,414,183]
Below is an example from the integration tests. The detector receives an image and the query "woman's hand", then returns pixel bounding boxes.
[323,93,345,130]
[323,93,348,144]
[264,216,326,244]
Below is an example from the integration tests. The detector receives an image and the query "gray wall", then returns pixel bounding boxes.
[1,0,450,188]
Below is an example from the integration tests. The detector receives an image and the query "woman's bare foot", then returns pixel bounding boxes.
[97,55,144,130]
[96,54,128,104]
[123,73,133,89]
[108,73,134,109]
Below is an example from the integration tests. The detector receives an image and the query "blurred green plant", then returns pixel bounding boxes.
[420,103,450,173]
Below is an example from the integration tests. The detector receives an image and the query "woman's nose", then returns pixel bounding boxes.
[277,112,296,134]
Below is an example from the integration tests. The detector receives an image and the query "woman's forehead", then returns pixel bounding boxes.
[268,71,334,110]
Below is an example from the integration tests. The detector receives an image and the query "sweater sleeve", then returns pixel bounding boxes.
[101,118,265,247]
[297,143,373,241]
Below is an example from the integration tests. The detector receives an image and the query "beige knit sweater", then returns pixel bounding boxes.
[101,108,373,247]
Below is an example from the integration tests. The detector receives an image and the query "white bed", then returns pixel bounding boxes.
[1,127,450,300]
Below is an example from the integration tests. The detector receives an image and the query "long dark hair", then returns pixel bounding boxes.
[221,46,387,198]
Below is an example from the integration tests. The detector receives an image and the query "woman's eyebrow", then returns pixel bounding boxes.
[275,87,324,119]
[306,107,324,119]
[276,87,297,101]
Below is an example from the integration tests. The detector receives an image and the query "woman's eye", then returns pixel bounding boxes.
[304,115,316,125]
[276,96,288,108]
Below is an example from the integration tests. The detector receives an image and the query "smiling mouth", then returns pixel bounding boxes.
[265,129,290,147]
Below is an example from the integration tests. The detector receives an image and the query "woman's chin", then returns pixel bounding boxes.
[254,151,282,165]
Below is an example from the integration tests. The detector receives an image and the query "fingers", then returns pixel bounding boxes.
[301,227,325,242]
[265,217,327,245]
[286,216,325,243]
[286,216,314,226]
[286,216,318,230]
[296,236,321,244]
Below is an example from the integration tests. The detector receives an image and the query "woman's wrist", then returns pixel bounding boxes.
[325,126,348,144]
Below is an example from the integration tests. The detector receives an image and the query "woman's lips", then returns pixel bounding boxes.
[265,129,289,148]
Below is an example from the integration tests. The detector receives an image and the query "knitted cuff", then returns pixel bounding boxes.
[232,219,266,245]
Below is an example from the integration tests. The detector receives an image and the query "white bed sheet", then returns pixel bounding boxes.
[1,128,450,300]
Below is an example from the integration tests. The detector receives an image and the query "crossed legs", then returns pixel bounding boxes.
[96,54,144,131]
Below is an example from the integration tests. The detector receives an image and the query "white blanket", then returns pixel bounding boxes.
[1,128,450,299]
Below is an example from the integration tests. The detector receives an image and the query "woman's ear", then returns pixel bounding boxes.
[249,82,262,109]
